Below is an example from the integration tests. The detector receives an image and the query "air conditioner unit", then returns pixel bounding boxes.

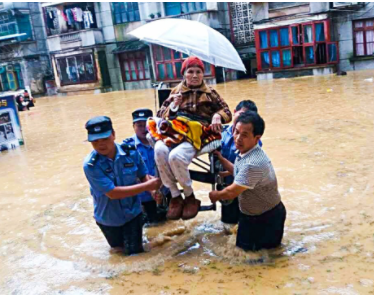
[6,65,14,72]
[333,2,359,8]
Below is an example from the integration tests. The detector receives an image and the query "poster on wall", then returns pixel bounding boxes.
[0,94,24,152]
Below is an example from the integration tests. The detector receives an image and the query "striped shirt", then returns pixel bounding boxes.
[234,144,281,216]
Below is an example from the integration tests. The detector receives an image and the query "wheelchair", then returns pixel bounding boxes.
[152,83,237,221]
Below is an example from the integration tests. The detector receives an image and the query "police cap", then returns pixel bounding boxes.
[132,108,153,123]
[85,116,113,142]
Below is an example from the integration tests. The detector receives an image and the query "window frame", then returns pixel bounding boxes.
[164,2,207,17]
[255,19,337,71]
[152,45,215,81]
[119,51,150,82]
[56,53,97,86]
[353,18,374,57]
[111,2,140,25]
[256,26,293,70]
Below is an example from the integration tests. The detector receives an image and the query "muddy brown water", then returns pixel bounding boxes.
[1,70,374,294]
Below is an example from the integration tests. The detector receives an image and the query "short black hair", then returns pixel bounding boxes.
[235,100,258,113]
[236,111,265,136]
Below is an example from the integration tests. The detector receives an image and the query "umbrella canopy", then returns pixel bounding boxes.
[128,18,246,72]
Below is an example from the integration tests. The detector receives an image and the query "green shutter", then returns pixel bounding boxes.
[98,51,111,87]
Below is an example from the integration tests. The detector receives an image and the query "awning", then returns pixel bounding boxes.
[0,33,26,41]
[112,40,147,54]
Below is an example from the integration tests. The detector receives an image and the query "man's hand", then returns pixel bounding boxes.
[211,113,222,133]
[146,177,162,191]
[209,190,220,204]
[213,150,223,161]
[151,190,164,205]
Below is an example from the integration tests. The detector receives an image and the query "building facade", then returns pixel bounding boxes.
[111,2,243,90]
[42,2,117,95]
[0,2,50,95]
[0,2,258,94]
[251,2,374,80]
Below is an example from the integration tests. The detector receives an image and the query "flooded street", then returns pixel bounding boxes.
[1,69,374,294]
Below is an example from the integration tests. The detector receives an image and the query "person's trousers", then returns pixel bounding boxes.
[96,213,144,255]
[142,200,167,223]
[221,197,240,224]
[154,141,196,198]
[236,202,287,251]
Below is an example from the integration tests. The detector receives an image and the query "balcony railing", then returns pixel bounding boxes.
[47,29,103,52]
[60,32,81,43]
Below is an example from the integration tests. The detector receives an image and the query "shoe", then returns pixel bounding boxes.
[182,193,201,220]
[166,195,184,220]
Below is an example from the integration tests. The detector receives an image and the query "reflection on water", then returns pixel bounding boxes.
[1,70,374,294]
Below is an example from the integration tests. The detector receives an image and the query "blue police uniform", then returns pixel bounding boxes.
[83,142,148,227]
[122,135,155,203]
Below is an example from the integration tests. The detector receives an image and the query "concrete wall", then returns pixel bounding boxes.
[268,4,309,19]
[333,2,374,72]
[124,80,152,90]
[257,65,336,80]
[251,3,269,22]
[310,2,330,13]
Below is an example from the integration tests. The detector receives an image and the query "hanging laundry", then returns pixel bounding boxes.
[72,7,83,22]
[61,10,68,22]
[52,10,59,29]
[65,9,74,26]
[83,10,93,29]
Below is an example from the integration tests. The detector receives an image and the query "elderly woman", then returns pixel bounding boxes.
[155,56,232,220]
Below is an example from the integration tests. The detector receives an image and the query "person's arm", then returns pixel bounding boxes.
[214,150,234,175]
[209,183,247,203]
[83,155,161,201]
[156,87,179,119]
[210,88,232,124]
[106,178,161,199]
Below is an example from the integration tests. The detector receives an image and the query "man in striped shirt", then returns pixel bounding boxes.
[210,111,286,251]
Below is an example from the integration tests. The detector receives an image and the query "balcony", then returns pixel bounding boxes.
[47,28,103,53]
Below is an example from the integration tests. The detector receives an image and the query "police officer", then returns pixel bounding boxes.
[83,116,162,255]
[123,108,169,224]
[216,100,262,224]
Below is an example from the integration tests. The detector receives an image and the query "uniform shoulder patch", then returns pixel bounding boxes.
[123,137,135,144]
[120,143,136,151]
[87,152,99,166]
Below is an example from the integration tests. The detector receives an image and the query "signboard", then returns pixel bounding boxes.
[0,95,24,152]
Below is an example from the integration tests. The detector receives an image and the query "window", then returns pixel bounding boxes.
[119,51,150,82]
[112,2,140,24]
[0,64,24,92]
[229,2,254,46]
[153,45,213,81]
[0,12,33,41]
[255,20,338,71]
[257,26,292,69]
[56,53,96,86]
[164,2,206,16]
[353,19,374,56]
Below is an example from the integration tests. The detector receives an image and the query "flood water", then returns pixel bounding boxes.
[1,70,374,294]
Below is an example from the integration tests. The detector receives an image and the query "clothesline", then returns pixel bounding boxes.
[46,6,94,31]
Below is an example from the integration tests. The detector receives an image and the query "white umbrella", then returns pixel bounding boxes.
[128,18,246,72]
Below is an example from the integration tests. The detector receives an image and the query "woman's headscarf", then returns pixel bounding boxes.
[181,56,205,75]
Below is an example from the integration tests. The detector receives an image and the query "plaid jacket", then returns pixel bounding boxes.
[157,80,232,126]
